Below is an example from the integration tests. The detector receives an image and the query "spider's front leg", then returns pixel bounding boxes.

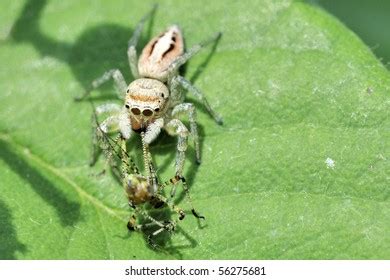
[133,118,163,160]
[164,119,190,177]
[90,103,122,167]
[171,103,201,164]
[91,106,132,171]
[143,117,188,177]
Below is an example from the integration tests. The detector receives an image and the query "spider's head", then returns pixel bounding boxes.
[125,78,169,130]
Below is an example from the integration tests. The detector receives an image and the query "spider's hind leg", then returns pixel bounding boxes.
[167,32,222,78]
[127,4,158,78]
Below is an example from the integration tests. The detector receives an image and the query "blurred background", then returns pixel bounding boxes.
[314,0,390,68]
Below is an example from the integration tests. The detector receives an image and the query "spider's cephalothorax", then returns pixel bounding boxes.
[76,5,222,177]
[124,79,170,133]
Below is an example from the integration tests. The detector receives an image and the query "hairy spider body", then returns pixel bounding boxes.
[76,6,222,177]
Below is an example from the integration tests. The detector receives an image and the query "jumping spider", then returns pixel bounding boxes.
[76,5,223,177]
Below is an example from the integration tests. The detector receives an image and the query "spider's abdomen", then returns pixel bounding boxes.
[138,25,184,82]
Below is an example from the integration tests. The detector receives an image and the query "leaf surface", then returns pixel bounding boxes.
[0,0,389,259]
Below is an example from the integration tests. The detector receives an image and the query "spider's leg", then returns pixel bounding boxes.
[164,119,189,177]
[174,75,223,125]
[171,103,201,164]
[167,32,221,81]
[75,69,127,101]
[127,4,157,78]
[90,103,121,167]
[169,72,184,102]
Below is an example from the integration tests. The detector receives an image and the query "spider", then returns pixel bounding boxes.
[93,112,204,246]
[75,5,223,177]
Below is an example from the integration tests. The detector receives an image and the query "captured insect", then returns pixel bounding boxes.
[122,133,205,242]
[75,5,223,177]
[92,110,204,246]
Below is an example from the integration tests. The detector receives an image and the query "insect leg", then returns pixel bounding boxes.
[126,212,139,231]
[162,175,204,220]
[167,32,222,80]
[141,119,165,186]
[74,69,127,101]
[119,136,139,177]
[171,103,201,164]
[132,205,176,231]
[164,119,189,177]
[174,75,223,125]
[127,4,158,79]
[126,204,172,232]
[153,193,186,221]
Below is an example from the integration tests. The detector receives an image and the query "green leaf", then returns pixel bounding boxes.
[0,0,389,259]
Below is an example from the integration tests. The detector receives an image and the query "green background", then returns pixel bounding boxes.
[0,0,389,259]
[317,0,390,68]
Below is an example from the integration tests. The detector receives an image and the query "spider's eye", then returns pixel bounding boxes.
[154,108,160,112]
[142,109,153,117]
[131,108,141,115]
[125,104,130,109]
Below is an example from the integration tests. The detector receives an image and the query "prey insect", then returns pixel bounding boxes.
[122,133,205,243]
[92,107,204,246]
[76,5,223,177]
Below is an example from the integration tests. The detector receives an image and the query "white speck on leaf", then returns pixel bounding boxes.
[253,89,265,97]
[325,157,335,169]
